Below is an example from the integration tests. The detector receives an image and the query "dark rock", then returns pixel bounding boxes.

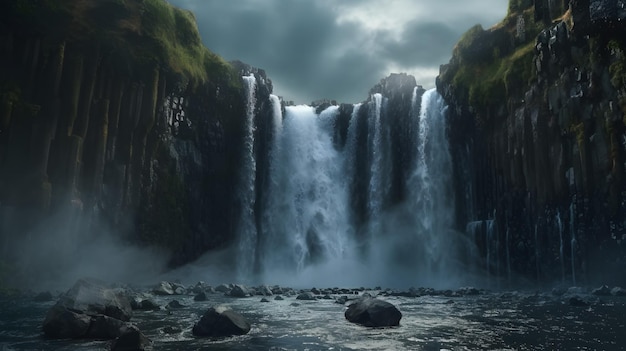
[260,298,270,303]
[592,285,612,296]
[215,284,231,293]
[311,288,321,295]
[166,300,185,309]
[274,296,284,301]
[138,299,159,311]
[336,296,349,304]
[192,306,251,337]
[42,305,92,339]
[290,302,300,307]
[229,284,250,298]
[42,278,134,339]
[33,291,54,302]
[296,292,316,301]
[322,294,333,300]
[459,287,481,296]
[86,315,133,339]
[345,298,402,327]
[611,287,626,296]
[153,281,175,296]
[111,327,153,351]
[569,296,590,307]
[258,286,273,296]
[194,292,208,301]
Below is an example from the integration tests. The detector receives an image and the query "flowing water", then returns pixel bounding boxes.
[2,287,626,350]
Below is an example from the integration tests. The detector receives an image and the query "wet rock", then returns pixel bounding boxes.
[274,296,284,301]
[153,281,175,296]
[111,327,153,351]
[260,298,270,303]
[42,305,92,338]
[229,284,250,298]
[215,284,231,293]
[194,292,208,302]
[258,285,273,296]
[140,299,160,311]
[33,291,54,302]
[459,287,480,296]
[569,296,590,307]
[192,306,251,337]
[345,298,402,327]
[611,287,626,296]
[42,279,135,339]
[86,315,134,339]
[166,300,185,309]
[592,285,612,296]
[296,292,316,301]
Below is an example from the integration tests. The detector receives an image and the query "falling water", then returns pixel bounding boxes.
[569,202,577,285]
[367,93,386,218]
[534,223,540,281]
[556,210,565,283]
[235,74,258,279]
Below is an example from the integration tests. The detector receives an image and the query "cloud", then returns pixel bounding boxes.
[167,0,507,103]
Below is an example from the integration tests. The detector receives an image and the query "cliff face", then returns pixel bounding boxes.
[0,0,274,272]
[437,0,626,285]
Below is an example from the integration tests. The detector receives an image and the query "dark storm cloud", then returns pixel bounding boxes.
[167,0,507,103]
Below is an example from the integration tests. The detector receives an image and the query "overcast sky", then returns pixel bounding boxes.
[167,0,508,104]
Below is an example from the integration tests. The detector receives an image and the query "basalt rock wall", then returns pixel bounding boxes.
[438,0,626,285]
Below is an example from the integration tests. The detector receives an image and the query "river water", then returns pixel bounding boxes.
[1,286,625,350]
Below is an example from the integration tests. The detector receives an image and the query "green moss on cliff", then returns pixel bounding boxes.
[440,6,545,125]
[2,0,238,89]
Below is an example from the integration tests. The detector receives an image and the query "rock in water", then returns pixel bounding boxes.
[345,298,402,327]
[592,285,611,296]
[153,281,175,296]
[192,306,251,337]
[42,278,134,339]
[111,327,153,351]
[229,284,250,298]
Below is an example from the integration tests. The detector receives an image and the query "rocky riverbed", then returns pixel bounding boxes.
[1,279,626,350]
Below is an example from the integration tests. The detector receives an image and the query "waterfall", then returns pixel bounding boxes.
[569,202,576,285]
[235,87,467,288]
[235,74,258,278]
[556,209,565,283]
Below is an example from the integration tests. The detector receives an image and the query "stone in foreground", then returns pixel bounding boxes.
[345,297,402,327]
[111,327,153,351]
[42,278,134,339]
[192,306,251,337]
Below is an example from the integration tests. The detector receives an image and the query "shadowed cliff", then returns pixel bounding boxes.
[437,0,626,285]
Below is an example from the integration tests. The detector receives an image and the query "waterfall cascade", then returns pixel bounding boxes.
[233,78,473,288]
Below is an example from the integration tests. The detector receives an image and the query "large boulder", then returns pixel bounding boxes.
[229,284,250,298]
[344,298,402,327]
[152,281,175,296]
[42,278,134,339]
[192,306,251,337]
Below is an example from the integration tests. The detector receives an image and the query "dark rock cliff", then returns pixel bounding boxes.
[437,0,626,285]
[0,0,273,277]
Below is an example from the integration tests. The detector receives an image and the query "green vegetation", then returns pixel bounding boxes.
[607,40,626,119]
[440,5,546,126]
[1,0,239,91]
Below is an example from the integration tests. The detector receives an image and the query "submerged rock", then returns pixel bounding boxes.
[194,292,208,301]
[345,297,402,327]
[192,306,251,337]
[296,292,316,301]
[592,285,612,296]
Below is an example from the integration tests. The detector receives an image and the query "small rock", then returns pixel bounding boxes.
[166,300,184,309]
[153,281,175,296]
[161,326,182,334]
[296,292,316,301]
[111,327,153,351]
[229,285,250,298]
[592,285,611,296]
[215,284,231,293]
[345,298,402,327]
[274,296,284,301]
[260,298,270,303]
[139,299,160,311]
[33,291,53,302]
[569,296,589,307]
[192,306,251,337]
[194,292,208,302]
[611,287,626,296]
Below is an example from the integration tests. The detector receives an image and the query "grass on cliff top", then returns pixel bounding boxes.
[442,5,547,126]
[5,0,238,89]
